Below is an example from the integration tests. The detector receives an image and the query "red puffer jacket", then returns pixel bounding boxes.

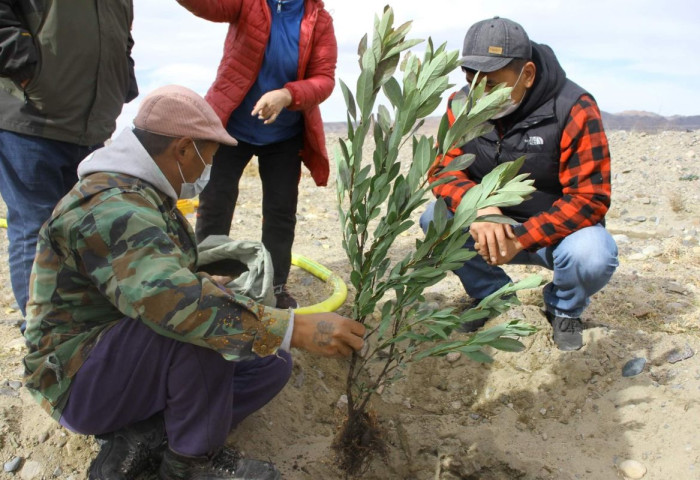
[177,0,337,186]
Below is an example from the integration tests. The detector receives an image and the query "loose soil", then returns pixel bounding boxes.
[1,129,699,480]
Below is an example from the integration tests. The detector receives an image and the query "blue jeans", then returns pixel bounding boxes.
[420,201,618,318]
[0,130,99,316]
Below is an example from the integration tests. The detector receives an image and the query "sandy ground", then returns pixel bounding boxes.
[1,128,699,480]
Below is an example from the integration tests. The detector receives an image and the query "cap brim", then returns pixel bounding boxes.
[459,55,514,73]
[211,131,238,147]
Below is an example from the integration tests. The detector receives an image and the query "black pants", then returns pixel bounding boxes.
[195,135,303,286]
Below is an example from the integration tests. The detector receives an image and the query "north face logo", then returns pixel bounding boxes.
[526,136,544,146]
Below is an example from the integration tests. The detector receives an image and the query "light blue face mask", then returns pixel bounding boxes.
[178,142,211,199]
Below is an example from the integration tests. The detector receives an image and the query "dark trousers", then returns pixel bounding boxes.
[0,130,99,316]
[195,135,303,286]
[60,318,292,457]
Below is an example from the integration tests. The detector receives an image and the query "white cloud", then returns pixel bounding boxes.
[117,0,700,132]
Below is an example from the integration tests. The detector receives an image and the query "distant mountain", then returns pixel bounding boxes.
[600,111,700,132]
[324,111,700,134]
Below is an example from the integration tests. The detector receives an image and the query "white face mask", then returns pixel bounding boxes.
[491,67,525,119]
[178,142,211,199]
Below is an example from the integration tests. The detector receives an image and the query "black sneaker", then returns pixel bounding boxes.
[89,414,166,479]
[274,284,298,309]
[158,447,281,480]
[546,311,584,351]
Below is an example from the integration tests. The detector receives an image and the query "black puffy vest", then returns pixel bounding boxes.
[460,79,588,223]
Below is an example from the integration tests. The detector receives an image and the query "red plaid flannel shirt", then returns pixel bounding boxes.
[429,94,611,251]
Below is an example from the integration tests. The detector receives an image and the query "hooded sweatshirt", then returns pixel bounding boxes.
[24,129,292,419]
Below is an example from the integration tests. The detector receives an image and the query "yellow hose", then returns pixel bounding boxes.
[291,253,347,314]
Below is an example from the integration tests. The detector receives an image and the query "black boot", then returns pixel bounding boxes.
[88,414,166,479]
[547,311,584,351]
[158,447,281,480]
[274,284,298,309]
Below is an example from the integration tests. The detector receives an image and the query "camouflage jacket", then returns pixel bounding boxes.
[24,163,289,419]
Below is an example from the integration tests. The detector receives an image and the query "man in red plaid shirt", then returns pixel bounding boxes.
[420,17,618,350]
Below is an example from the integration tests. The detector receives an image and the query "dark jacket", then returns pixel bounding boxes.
[0,0,138,145]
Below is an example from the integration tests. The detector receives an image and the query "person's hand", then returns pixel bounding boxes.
[251,88,292,124]
[291,312,365,358]
[480,236,523,265]
[470,206,516,264]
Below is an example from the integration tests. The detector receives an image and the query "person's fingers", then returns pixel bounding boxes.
[349,320,366,336]
[485,232,499,263]
[334,343,352,358]
[494,227,508,257]
[505,224,516,239]
[343,331,364,352]
[263,112,278,124]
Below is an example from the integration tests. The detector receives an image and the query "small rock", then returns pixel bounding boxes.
[613,234,630,244]
[292,369,304,388]
[668,344,694,364]
[618,459,647,479]
[631,216,647,222]
[335,394,348,409]
[622,358,646,377]
[8,380,22,390]
[19,460,44,480]
[0,386,19,397]
[631,307,652,318]
[642,245,662,257]
[539,408,547,416]
[52,466,63,477]
[541,433,548,441]
[37,430,49,443]
[469,413,480,420]
[450,401,462,410]
[666,282,687,295]
[628,253,647,261]
[445,352,461,363]
[4,457,22,473]
[640,197,651,204]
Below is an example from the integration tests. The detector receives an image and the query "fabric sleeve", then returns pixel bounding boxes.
[0,0,37,83]
[76,193,289,360]
[427,92,478,212]
[514,95,611,250]
[284,10,337,110]
[175,0,242,22]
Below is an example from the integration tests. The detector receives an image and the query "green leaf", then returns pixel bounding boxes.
[382,77,403,109]
[441,153,475,173]
[464,350,494,363]
[339,79,357,121]
[489,337,526,352]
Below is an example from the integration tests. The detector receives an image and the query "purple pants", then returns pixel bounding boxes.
[60,318,292,456]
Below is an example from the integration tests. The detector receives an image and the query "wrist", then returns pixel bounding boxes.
[280,88,292,107]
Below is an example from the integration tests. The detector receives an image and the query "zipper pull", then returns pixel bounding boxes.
[277,0,281,13]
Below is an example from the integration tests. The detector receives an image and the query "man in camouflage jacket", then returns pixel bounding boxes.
[23,85,365,480]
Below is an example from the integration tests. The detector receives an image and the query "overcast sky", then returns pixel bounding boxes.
[118,0,700,132]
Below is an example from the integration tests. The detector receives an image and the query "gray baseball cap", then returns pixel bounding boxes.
[460,17,532,72]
